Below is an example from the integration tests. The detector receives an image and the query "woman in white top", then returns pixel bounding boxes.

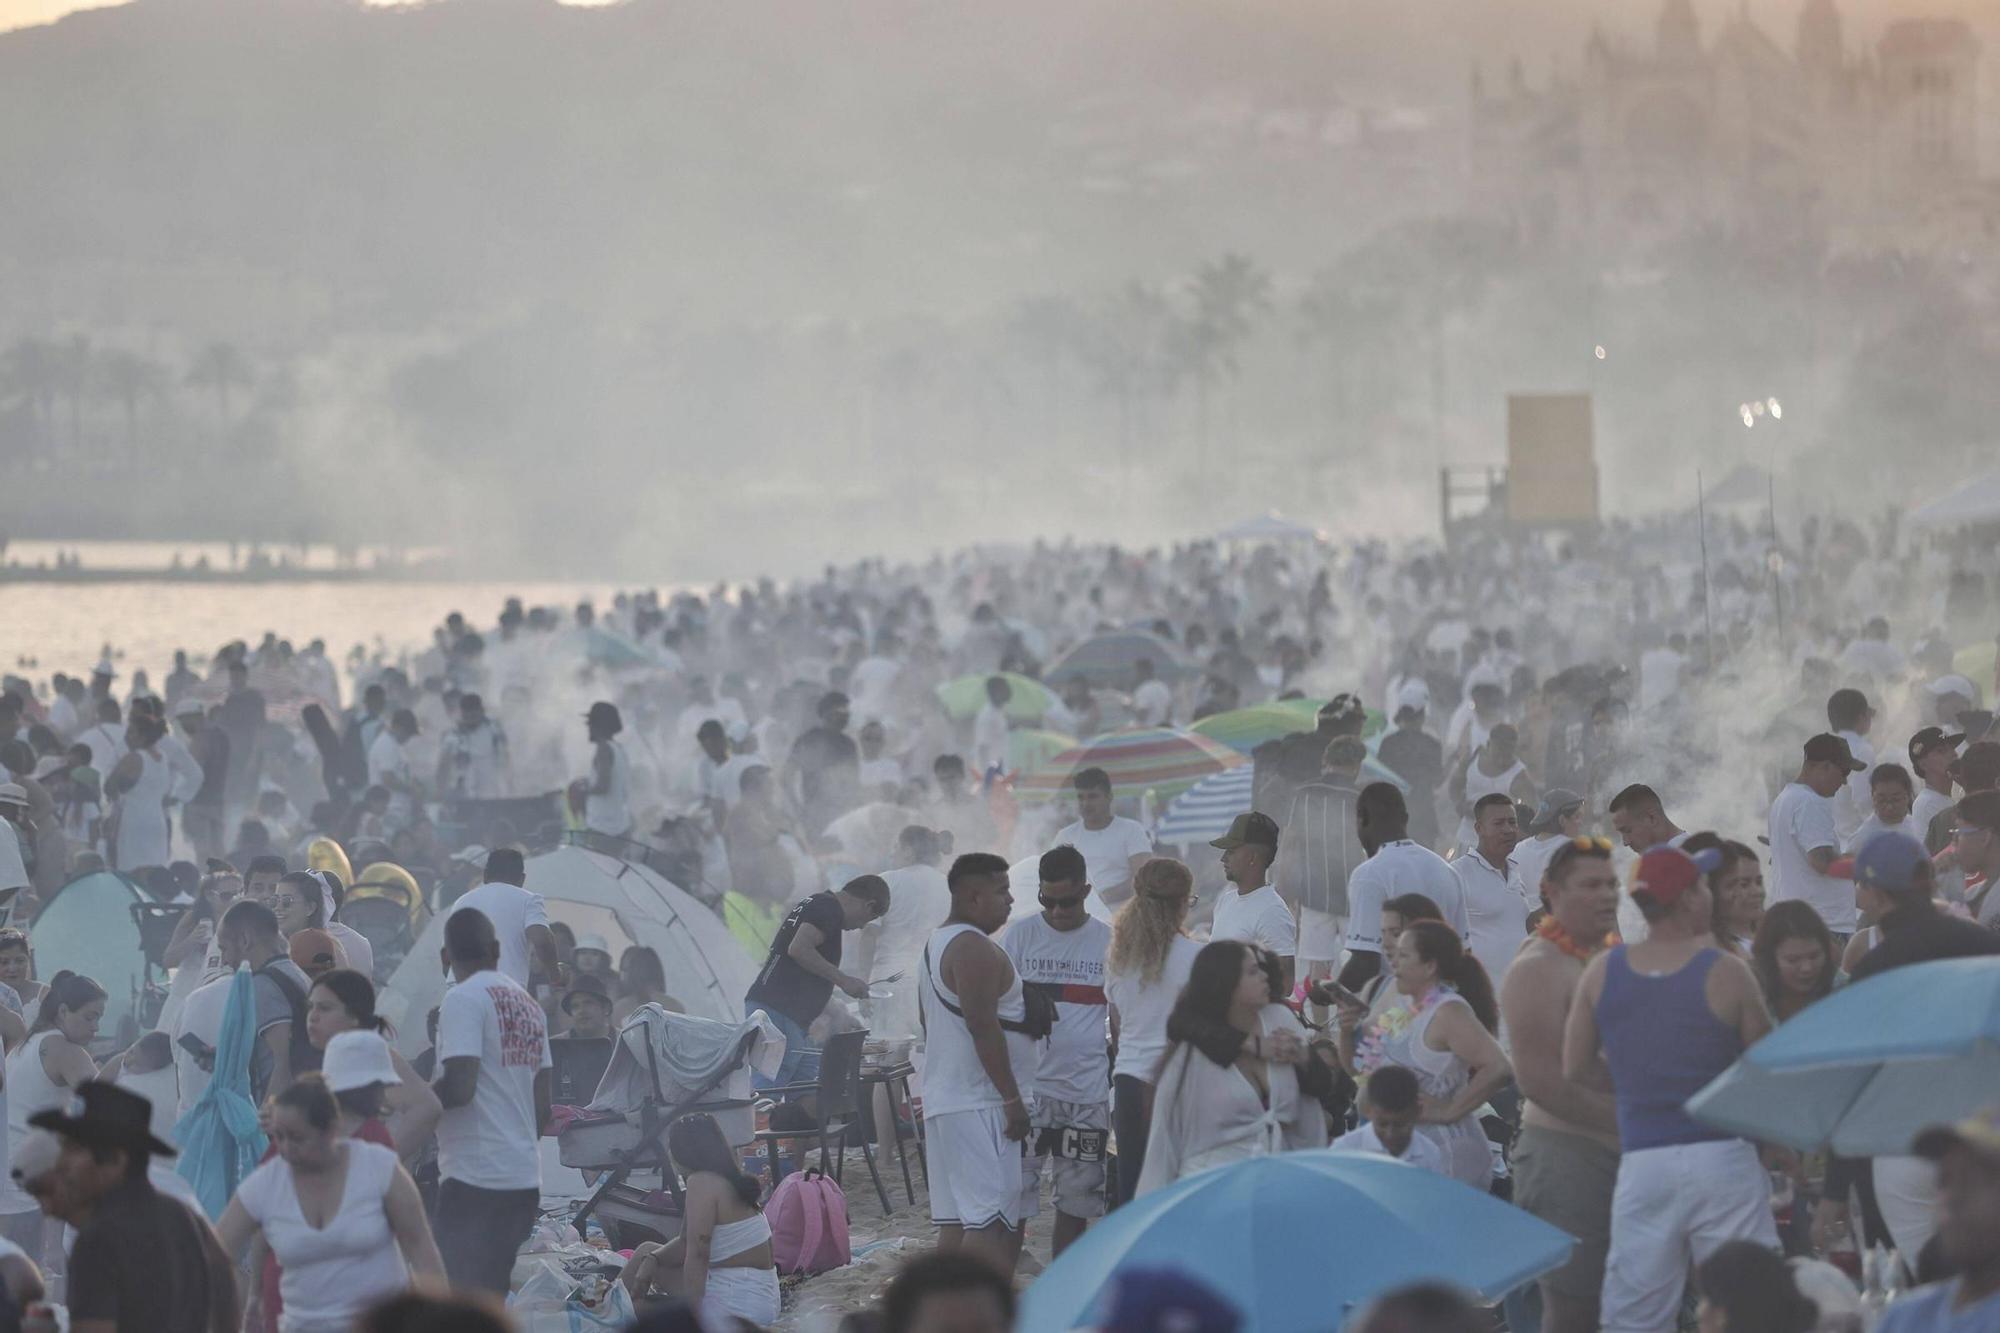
[0,972,105,1253]
[1104,857,1203,1205]
[273,871,374,981]
[219,1075,443,1333]
[1136,939,1329,1195]
[622,1113,780,1327]
[1336,920,1511,1189]
[105,713,174,872]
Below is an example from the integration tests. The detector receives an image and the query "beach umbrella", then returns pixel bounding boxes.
[1214,511,1327,544]
[934,672,1058,723]
[1014,727,1244,805]
[1044,631,1196,688]
[1189,701,1324,754]
[1008,728,1077,775]
[1687,957,2000,1158]
[1154,765,1256,845]
[1019,1151,1574,1332]
[580,625,658,670]
[175,966,268,1219]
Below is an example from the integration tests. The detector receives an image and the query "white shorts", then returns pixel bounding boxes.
[1299,909,1347,966]
[1601,1139,1779,1332]
[1019,1098,1110,1223]
[925,1107,1026,1232]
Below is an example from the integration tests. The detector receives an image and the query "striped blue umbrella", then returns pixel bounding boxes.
[1154,764,1255,845]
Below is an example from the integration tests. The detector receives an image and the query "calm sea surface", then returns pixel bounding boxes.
[5,542,616,686]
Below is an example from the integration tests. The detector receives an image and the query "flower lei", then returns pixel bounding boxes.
[1354,982,1455,1075]
[1537,915,1617,961]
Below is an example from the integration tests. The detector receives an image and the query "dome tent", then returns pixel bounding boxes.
[30,869,151,1041]
[381,843,757,1056]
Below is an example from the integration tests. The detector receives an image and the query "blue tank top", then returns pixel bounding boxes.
[1595,946,1741,1150]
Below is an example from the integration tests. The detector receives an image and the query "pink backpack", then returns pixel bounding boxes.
[767,1167,851,1276]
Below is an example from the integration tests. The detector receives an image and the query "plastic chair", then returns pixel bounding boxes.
[753,1029,892,1213]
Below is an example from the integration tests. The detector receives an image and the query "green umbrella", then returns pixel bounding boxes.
[935,672,1057,723]
[1008,728,1077,774]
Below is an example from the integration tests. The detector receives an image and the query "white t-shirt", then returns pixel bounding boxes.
[1001,914,1112,1106]
[1914,787,1955,837]
[1833,731,1877,842]
[367,732,414,822]
[1637,648,1687,713]
[1106,934,1200,1082]
[173,974,235,1120]
[1053,816,1154,919]
[1768,782,1855,932]
[446,882,550,991]
[1453,850,1532,984]
[435,969,551,1191]
[0,822,26,894]
[328,921,375,980]
[870,864,952,977]
[973,704,1011,777]
[1843,813,1922,855]
[1344,840,1471,955]
[1133,679,1173,728]
[1331,1122,1449,1175]
[1210,883,1298,958]
[239,1139,409,1325]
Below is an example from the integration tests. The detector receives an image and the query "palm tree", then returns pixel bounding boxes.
[1080,282,1176,465]
[0,337,61,459]
[93,349,168,457]
[1176,253,1272,461]
[186,341,254,431]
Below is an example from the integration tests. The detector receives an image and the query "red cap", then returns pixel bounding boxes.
[1631,846,1719,907]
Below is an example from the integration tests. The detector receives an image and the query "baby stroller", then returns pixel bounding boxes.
[558,1004,782,1247]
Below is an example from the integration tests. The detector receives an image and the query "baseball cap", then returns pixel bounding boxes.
[1954,740,2000,789]
[288,928,342,978]
[1914,1104,2000,1162]
[1927,674,1978,701]
[1393,679,1430,717]
[0,784,25,809]
[1631,845,1721,907]
[561,972,615,1014]
[1853,832,1929,893]
[1209,811,1279,853]
[322,1030,403,1094]
[1527,788,1584,833]
[1909,726,1965,767]
[1804,733,1866,772]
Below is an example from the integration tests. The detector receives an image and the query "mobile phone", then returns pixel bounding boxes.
[177,1032,216,1071]
[1310,980,1368,1010]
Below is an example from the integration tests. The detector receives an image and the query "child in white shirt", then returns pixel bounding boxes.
[1331,1065,1449,1175]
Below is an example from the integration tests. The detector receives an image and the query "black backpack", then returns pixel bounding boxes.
[257,960,323,1079]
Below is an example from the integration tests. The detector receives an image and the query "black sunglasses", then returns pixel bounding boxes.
[1038,892,1089,910]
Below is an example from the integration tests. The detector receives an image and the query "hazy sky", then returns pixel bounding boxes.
[0,0,1971,38]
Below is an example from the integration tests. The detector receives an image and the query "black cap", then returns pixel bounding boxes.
[1210,811,1280,853]
[30,1081,176,1159]
[1804,733,1866,772]
[561,973,614,1014]
[1909,726,1965,767]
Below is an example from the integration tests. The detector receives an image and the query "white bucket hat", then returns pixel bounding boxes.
[321,1030,402,1094]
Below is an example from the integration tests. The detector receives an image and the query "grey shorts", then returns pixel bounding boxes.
[1512,1123,1620,1302]
[1019,1098,1110,1222]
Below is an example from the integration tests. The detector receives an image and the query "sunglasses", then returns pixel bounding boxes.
[1038,893,1089,910]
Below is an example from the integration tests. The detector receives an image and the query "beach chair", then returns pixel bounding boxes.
[750,1030,893,1214]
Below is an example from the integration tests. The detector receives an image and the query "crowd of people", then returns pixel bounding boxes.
[0,511,1998,1330]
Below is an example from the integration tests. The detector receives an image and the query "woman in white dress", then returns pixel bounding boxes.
[218,1075,443,1333]
[1336,920,1511,1189]
[106,712,174,873]
[1136,940,1329,1195]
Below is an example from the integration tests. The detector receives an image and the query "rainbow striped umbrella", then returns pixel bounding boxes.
[1015,727,1245,804]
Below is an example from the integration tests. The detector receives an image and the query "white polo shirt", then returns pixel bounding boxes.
[1453,849,1533,984]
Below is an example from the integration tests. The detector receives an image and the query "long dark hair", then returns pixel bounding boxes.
[32,970,107,1035]
[312,968,392,1036]
[667,1113,761,1210]
[1751,901,1836,1010]
[1401,921,1499,1033]
[1696,1241,1817,1333]
[618,946,666,998]
[1164,940,1277,1049]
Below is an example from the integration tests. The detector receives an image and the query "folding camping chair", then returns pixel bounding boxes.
[750,1030,893,1214]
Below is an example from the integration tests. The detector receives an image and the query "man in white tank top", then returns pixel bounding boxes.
[582,702,633,838]
[919,852,1036,1278]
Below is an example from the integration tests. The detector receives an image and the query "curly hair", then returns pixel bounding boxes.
[1108,857,1193,985]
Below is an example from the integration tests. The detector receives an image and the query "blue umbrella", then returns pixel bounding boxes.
[175,965,268,1218]
[1155,765,1255,844]
[1688,956,2000,1158]
[1018,1151,1574,1332]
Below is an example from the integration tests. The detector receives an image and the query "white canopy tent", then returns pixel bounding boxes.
[1215,511,1326,544]
[381,843,758,1056]
[1910,471,2000,530]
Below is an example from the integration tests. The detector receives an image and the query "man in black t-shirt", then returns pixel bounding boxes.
[745,874,890,1087]
[37,1081,237,1333]
[786,692,862,836]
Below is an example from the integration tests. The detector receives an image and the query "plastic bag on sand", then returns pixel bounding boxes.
[507,1258,635,1333]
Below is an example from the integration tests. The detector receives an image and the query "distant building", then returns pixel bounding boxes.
[1467,0,1995,257]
